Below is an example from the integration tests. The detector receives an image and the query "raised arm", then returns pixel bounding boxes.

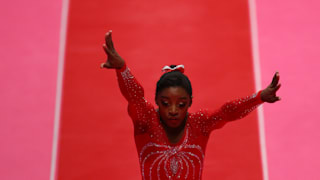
[200,72,281,135]
[100,30,145,103]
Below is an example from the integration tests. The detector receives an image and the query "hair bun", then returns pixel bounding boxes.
[162,64,185,73]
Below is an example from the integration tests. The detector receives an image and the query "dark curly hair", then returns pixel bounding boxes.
[155,65,193,105]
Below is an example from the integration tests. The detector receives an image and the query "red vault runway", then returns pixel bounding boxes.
[57,0,263,179]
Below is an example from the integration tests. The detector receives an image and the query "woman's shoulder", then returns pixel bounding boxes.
[189,109,210,118]
[188,109,211,125]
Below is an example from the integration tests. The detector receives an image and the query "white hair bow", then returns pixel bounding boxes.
[162,65,185,73]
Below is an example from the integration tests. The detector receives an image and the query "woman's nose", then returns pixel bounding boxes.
[169,106,178,116]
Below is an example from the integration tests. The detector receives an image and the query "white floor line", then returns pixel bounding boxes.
[248,0,269,180]
[50,0,70,179]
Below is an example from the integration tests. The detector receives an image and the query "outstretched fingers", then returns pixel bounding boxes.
[274,83,281,92]
[271,77,281,102]
[102,44,112,55]
[105,30,115,53]
[109,32,115,51]
[101,31,114,69]
[270,96,281,103]
[273,84,281,101]
[274,95,281,102]
[100,61,112,69]
[270,72,280,88]
[100,62,107,69]
[104,30,111,43]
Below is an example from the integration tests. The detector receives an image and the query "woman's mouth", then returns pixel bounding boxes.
[168,118,180,124]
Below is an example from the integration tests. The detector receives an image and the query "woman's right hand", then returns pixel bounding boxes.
[100,30,125,69]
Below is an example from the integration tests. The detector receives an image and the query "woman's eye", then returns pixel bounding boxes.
[179,103,186,108]
[161,101,169,106]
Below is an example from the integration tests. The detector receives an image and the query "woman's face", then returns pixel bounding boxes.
[156,86,191,128]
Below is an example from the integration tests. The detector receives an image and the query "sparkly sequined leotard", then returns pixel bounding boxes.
[116,65,263,180]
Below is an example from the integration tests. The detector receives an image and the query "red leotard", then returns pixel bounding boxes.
[116,65,264,180]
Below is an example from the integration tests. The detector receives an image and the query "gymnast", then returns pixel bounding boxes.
[101,30,281,180]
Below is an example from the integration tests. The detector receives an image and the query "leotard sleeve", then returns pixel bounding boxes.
[195,91,264,136]
[116,64,153,134]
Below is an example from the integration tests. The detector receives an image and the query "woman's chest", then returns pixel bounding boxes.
[136,127,207,179]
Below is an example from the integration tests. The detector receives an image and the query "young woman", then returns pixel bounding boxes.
[101,30,281,180]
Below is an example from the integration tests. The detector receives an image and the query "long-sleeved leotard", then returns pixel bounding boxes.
[116,64,264,180]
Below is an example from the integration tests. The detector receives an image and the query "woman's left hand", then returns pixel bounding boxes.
[261,72,281,103]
